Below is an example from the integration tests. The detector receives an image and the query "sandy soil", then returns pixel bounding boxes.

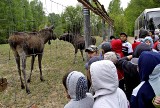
[128,37,134,43]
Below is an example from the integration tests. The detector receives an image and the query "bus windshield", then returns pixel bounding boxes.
[147,11,160,29]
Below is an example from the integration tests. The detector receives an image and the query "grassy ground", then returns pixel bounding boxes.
[0,36,134,108]
[0,36,102,108]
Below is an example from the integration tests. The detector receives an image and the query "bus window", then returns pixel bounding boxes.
[147,18,155,31]
[147,11,160,29]
[134,8,160,37]
[139,16,143,29]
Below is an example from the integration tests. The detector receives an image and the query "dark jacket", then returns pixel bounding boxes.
[130,51,160,108]
[117,43,152,100]
[117,57,140,100]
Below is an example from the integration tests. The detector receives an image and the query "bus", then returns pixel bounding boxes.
[134,8,160,37]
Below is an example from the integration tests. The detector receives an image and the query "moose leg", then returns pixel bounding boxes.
[73,48,78,64]
[21,53,30,94]
[38,54,44,81]
[80,50,85,61]
[15,54,25,89]
[27,55,35,83]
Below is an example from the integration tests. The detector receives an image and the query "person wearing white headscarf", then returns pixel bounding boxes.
[144,36,154,48]
[144,36,158,52]
[62,71,94,108]
[90,60,128,108]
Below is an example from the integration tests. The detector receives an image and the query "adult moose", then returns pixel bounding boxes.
[59,33,96,63]
[8,25,56,94]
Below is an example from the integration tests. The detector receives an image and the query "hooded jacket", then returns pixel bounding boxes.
[149,64,160,96]
[111,39,124,58]
[104,51,124,80]
[144,36,154,48]
[131,51,160,108]
[90,60,128,108]
[117,43,152,100]
[110,39,125,81]
[64,71,94,108]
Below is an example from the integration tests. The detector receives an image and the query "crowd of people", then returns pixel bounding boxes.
[62,29,160,108]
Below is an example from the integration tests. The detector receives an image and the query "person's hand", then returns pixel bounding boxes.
[153,96,160,105]
[127,55,133,60]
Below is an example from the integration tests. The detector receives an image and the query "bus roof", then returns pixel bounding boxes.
[144,8,160,14]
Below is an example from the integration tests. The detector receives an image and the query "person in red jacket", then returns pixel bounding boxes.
[111,39,124,58]
[110,39,125,91]
[153,35,160,51]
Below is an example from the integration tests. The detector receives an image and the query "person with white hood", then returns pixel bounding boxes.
[62,71,94,108]
[89,60,128,108]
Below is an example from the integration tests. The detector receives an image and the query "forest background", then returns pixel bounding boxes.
[0,0,160,44]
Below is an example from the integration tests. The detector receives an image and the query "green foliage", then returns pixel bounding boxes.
[0,1,104,44]
[23,0,33,31]
[30,0,46,30]
[108,0,125,37]
[106,0,160,37]
[61,5,83,35]
[108,0,123,15]
[47,5,84,37]
[1,0,160,44]
[123,0,160,36]
[0,0,47,44]
[47,13,63,37]
[90,12,102,36]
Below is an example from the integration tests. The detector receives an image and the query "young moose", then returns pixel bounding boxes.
[59,33,96,63]
[8,25,56,94]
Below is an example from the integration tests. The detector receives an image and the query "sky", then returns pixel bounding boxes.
[31,0,131,14]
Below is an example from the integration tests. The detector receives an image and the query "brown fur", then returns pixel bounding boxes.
[9,33,44,55]
[59,33,96,63]
[0,78,7,92]
[8,26,56,94]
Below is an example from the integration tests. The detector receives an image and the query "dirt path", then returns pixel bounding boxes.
[128,37,134,44]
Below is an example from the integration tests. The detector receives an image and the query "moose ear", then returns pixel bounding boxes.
[49,25,54,30]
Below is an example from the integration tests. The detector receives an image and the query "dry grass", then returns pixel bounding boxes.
[128,37,134,44]
[0,36,134,108]
[0,36,102,108]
